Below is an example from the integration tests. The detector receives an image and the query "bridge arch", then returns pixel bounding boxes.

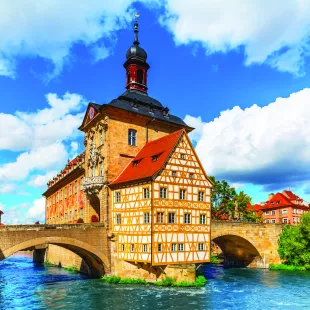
[1,237,109,277]
[212,234,264,268]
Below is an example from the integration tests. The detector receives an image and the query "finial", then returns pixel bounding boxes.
[133,13,140,46]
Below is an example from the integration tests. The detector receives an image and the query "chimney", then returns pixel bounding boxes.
[268,193,274,201]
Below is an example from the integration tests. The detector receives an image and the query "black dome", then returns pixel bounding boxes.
[126,45,147,60]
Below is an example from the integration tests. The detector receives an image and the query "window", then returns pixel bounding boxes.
[128,129,137,146]
[144,212,150,224]
[69,184,72,196]
[200,214,206,224]
[64,187,67,198]
[133,160,139,167]
[198,191,204,202]
[75,181,78,194]
[131,244,135,252]
[65,213,68,222]
[172,171,177,177]
[116,214,121,224]
[180,189,186,200]
[266,220,270,223]
[168,212,176,224]
[189,173,194,179]
[171,243,177,252]
[116,191,121,203]
[283,218,288,224]
[80,180,83,191]
[121,244,125,252]
[137,69,144,84]
[265,211,269,215]
[100,131,103,145]
[271,219,276,223]
[152,155,158,162]
[198,243,205,251]
[69,211,72,221]
[180,153,185,159]
[271,210,276,215]
[282,209,287,214]
[143,244,148,252]
[184,213,191,224]
[74,210,77,220]
[143,188,150,199]
[127,71,131,84]
[80,209,84,219]
[158,243,162,252]
[293,209,296,214]
[160,187,167,199]
[157,212,164,223]
[100,163,104,176]
[60,190,63,201]
[178,243,184,252]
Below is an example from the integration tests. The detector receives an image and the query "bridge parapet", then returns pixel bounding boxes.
[0,223,105,231]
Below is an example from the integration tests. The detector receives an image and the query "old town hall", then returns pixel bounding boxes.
[43,20,213,281]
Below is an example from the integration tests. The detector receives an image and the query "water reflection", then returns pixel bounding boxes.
[0,254,310,310]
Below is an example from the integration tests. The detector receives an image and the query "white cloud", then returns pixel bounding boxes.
[28,171,58,188]
[0,92,86,151]
[160,0,310,75]
[0,183,16,194]
[0,143,67,182]
[0,198,46,224]
[187,88,310,189]
[0,0,137,79]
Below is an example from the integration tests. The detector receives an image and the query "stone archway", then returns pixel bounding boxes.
[212,234,264,268]
[89,195,100,223]
[1,237,107,277]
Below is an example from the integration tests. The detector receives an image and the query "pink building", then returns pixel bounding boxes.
[253,190,309,225]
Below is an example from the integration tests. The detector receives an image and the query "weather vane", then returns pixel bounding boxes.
[134,13,140,21]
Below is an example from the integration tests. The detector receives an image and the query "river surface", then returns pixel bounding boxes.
[0,252,310,310]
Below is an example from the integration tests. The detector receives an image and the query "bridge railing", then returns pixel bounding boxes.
[0,223,105,231]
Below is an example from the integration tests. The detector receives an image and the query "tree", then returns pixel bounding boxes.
[278,213,310,267]
[210,176,262,222]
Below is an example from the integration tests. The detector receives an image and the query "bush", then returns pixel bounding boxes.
[119,278,147,285]
[278,213,310,267]
[44,261,53,266]
[101,275,121,284]
[210,255,220,264]
[154,275,207,287]
[269,264,307,271]
[154,276,175,286]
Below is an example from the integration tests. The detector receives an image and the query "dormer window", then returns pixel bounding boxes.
[133,160,139,167]
[152,155,158,162]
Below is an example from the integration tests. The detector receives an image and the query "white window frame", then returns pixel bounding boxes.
[200,214,206,224]
[180,189,186,200]
[131,244,135,252]
[157,212,164,223]
[128,129,137,146]
[168,212,176,224]
[160,187,167,199]
[116,214,121,224]
[144,212,150,224]
[171,243,177,252]
[184,213,191,224]
[178,243,184,252]
[116,191,121,203]
[158,243,162,252]
[198,243,205,251]
[143,188,150,199]
[143,244,148,252]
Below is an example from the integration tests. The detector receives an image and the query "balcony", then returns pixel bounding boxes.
[81,176,105,196]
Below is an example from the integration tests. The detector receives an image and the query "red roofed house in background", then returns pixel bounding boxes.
[253,190,309,225]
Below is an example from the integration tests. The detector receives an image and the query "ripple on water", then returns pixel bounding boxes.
[1,256,310,310]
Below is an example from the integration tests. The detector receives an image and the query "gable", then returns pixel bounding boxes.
[79,103,101,131]
[155,132,213,187]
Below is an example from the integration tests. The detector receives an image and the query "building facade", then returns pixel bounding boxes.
[43,20,213,280]
[253,190,309,225]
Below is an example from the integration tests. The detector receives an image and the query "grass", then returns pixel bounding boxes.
[101,275,207,288]
[269,264,308,271]
[44,261,54,266]
[63,266,79,272]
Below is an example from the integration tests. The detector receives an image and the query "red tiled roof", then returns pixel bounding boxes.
[253,191,309,211]
[111,129,184,186]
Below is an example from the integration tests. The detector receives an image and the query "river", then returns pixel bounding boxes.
[0,252,309,310]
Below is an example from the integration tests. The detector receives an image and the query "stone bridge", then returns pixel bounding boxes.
[0,221,283,276]
[211,221,283,268]
[0,223,110,277]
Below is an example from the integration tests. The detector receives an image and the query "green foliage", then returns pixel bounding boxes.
[44,261,53,266]
[63,266,79,272]
[210,255,220,264]
[269,264,307,271]
[154,275,207,287]
[278,213,310,267]
[101,275,121,283]
[210,175,262,222]
[119,278,147,285]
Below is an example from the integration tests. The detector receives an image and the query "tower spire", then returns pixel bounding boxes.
[133,14,140,46]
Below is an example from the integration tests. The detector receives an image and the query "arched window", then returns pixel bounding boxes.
[137,69,143,84]
[128,129,137,146]
[127,71,131,85]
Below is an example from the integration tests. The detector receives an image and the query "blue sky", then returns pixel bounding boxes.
[1,0,310,223]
